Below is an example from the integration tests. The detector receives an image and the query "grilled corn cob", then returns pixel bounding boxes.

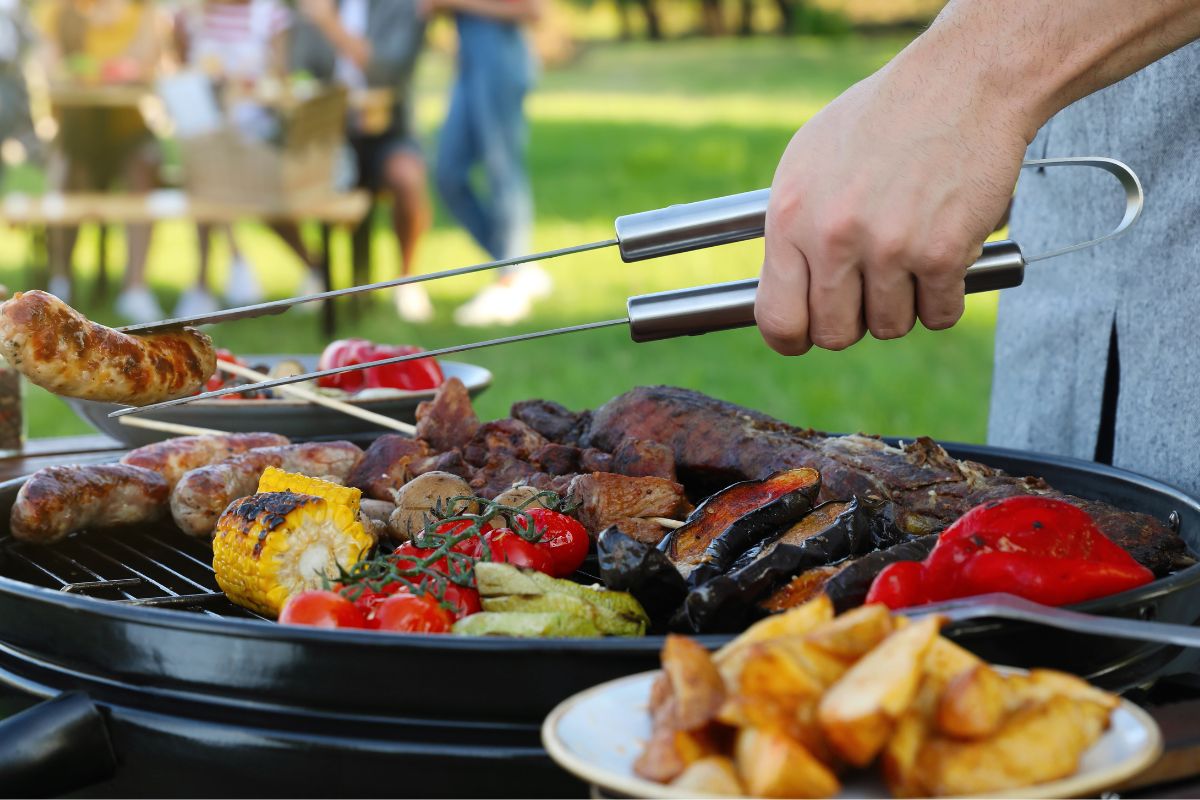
[213,488,372,616]
[257,466,362,511]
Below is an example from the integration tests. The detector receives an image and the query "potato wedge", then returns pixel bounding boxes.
[918,695,1111,796]
[817,615,943,766]
[882,711,929,798]
[937,663,1008,739]
[669,755,745,796]
[715,595,833,666]
[734,727,841,798]
[634,725,719,784]
[1009,668,1121,712]
[662,634,725,730]
[805,603,895,659]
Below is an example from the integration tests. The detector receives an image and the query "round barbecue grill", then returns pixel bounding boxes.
[0,441,1198,797]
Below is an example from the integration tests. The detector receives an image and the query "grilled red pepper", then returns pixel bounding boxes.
[316,339,444,393]
[866,496,1154,609]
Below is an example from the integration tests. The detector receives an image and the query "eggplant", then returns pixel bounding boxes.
[597,526,687,630]
[660,467,821,586]
[823,535,938,612]
[758,563,848,613]
[675,497,874,633]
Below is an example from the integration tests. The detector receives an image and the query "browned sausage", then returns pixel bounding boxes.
[170,442,364,537]
[121,432,291,489]
[11,464,169,544]
[0,290,216,405]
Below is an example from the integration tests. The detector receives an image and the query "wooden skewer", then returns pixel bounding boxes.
[119,416,229,437]
[648,517,685,529]
[217,360,417,436]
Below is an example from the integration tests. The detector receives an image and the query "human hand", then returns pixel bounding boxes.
[298,0,338,26]
[755,48,1029,355]
[418,0,450,17]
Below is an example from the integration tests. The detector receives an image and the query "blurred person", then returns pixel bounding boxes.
[291,0,432,322]
[173,0,308,317]
[423,0,547,327]
[37,0,165,323]
[0,0,35,184]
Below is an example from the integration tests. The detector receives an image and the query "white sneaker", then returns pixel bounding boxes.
[173,287,220,319]
[510,263,553,299]
[116,287,165,324]
[452,280,532,327]
[225,256,264,307]
[394,283,434,323]
[48,275,71,304]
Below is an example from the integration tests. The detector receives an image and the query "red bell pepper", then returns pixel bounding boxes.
[866,496,1154,609]
[316,339,444,394]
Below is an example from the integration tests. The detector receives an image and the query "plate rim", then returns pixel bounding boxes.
[541,669,1164,800]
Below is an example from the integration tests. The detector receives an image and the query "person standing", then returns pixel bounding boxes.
[424,0,548,327]
[291,0,433,322]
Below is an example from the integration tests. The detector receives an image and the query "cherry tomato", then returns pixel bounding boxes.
[279,590,367,629]
[514,508,591,578]
[374,592,454,633]
[439,583,482,620]
[390,541,449,576]
[433,519,492,561]
[480,528,553,573]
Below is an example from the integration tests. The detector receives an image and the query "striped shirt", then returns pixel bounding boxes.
[187,0,291,80]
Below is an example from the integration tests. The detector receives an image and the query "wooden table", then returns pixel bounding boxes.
[2,191,372,337]
[2,436,1200,796]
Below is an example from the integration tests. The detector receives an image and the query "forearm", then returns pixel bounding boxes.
[437,0,544,23]
[313,15,371,71]
[899,0,1200,142]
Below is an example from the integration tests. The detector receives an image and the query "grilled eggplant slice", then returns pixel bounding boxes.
[598,526,688,628]
[823,535,938,612]
[660,467,821,586]
[759,563,848,613]
[675,498,873,633]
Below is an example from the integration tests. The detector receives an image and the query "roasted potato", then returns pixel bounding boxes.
[669,755,744,796]
[881,711,930,798]
[662,634,725,731]
[936,663,1008,739]
[804,602,895,660]
[817,615,943,766]
[733,727,840,798]
[387,471,475,541]
[634,725,719,784]
[715,595,833,667]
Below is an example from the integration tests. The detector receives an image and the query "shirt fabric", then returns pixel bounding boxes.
[333,0,368,90]
[187,0,291,81]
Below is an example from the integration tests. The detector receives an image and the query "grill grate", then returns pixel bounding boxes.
[0,525,269,620]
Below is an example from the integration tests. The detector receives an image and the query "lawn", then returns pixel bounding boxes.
[0,35,1000,444]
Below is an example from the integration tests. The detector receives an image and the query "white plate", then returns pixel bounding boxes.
[65,356,491,447]
[542,670,1163,799]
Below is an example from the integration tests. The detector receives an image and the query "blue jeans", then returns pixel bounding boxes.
[434,15,535,264]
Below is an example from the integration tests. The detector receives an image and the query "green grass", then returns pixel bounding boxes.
[3,35,999,445]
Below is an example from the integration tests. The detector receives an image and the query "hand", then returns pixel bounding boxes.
[298,0,338,26]
[418,0,450,16]
[755,48,1029,355]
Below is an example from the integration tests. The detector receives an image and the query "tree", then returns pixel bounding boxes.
[616,0,663,40]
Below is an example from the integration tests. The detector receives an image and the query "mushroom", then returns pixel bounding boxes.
[387,471,476,542]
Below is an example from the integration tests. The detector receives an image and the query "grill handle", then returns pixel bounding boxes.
[0,691,117,795]
[627,240,1025,343]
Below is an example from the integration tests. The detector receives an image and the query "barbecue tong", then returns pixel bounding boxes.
[111,156,1142,418]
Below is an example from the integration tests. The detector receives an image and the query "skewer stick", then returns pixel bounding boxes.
[118,416,229,437]
[648,517,685,529]
[217,361,417,436]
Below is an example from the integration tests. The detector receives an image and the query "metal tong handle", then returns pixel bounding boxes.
[620,157,1143,342]
[909,592,1200,650]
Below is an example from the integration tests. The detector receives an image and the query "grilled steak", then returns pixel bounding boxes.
[568,472,688,535]
[586,385,1189,575]
[416,377,479,451]
[510,399,588,444]
[346,435,431,501]
[611,437,677,481]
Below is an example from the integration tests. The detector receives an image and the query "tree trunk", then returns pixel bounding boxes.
[739,0,755,36]
[775,0,797,34]
[700,0,724,36]
[616,0,634,40]
[639,0,663,40]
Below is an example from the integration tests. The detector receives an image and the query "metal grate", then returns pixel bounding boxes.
[0,524,269,620]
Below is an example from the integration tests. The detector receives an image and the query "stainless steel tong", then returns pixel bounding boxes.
[913,593,1200,650]
[111,156,1142,418]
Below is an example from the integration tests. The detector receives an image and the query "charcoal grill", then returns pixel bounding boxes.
[1,441,1199,797]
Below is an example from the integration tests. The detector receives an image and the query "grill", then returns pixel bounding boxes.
[2,441,1200,796]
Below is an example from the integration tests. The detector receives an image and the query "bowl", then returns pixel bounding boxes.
[66,356,492,447]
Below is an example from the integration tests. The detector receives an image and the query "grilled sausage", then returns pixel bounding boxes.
[170,442,364,537]
[0,290,216,405]
[11,464,169,544]
[121,432,291,489]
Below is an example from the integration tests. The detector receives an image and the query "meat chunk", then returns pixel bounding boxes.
[611,437,677,481]
[531,443,581,476]
[0,290,216,405]
[416,377,479,451]
[580,448,614,474]
[409,449,474,481]
[568,472,687,534]
[346,435,432,501]
[469,454,539,499]
[610,516,672,545]
[510,399,585,443]
[462,419,548,467]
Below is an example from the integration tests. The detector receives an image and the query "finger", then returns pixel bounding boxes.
[864,266,916,340]
[915,270,966,331]
[807,251,865,351]
[756,234,812,356]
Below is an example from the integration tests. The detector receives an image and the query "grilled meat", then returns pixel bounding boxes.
[170,442,364,537]
[580,448,614,474]
[611,437,677,481]
[11,464,169,543]
[0,290,216,405]
[610,517,673,545]
[121,432,291,490]
[586,386,1188,575]
[410,449,473,481]
[510,399,588,444]
[415,377,479,451]
[469,453,540,499]
[530,443,581,476]
[568,472,688,534]
[345,434,432,501]
[462,419,548,467]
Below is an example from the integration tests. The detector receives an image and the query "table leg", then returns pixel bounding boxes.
[319,222,335,338]
[92,224,108,306]
[351,207,372,312]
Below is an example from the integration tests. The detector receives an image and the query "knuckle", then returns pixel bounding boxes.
[810,326,860,352]
[869,317,915,340]
[920,234,971,274]
[755,305,809,355]
[920,305,964,331]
